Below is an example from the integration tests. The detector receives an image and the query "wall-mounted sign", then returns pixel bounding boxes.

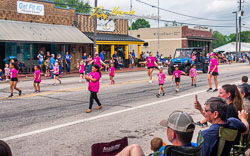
[90,6,135,20]
[17,1,44,16]
[97,19,115,32]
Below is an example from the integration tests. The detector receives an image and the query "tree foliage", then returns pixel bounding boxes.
[53,0,91,14]
[212,30,250,49]
[131,19,150,30]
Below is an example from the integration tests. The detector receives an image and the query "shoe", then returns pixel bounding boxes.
[59,80,62,84]
[194,84,196,87]
[195,121,208,127]
[191,84,193,86]
[79,80,82,82]
[8,94,13,98]
[96,105,103,110]
[85,109,92,113]
[203,122,208,127]
[207,88,212,92]
[213,89,218,92]
[162,93,165,96]
[19,90,22,96]
[156,94,160,98]
[36,90,40,93]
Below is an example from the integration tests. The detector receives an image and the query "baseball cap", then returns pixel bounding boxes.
[160,110,195,132]
[95,52,98,55]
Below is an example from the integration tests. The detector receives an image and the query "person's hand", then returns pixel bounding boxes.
[238,110,248,121]
[194,100,202,111]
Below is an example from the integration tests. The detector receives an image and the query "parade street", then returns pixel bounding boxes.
[0,63,249,156]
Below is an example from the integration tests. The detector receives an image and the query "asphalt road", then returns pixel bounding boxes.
[0,63,250,156]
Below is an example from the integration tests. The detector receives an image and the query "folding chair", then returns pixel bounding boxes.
[91,137,128,156]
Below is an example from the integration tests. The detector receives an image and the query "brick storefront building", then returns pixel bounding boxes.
[130,26,213,58]
[0,0,143,70]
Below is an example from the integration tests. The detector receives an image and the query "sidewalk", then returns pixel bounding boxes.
[0,67,148,83]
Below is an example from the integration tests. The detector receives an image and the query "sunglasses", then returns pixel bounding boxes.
[204,108,214,113]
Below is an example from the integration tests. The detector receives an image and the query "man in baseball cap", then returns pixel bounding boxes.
[160,110,196,147]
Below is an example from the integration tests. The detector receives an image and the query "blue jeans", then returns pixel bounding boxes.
[88,65,92,73]
[59,66,62,75]
[66,62,70,72]
[51,67,54,78]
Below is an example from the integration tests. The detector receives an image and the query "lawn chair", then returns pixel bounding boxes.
[91,137,128,156]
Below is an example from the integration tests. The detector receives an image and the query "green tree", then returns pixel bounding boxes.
[165,23,169,27]
[212,31,228,49]
[53,0,91,14]
[131,19,150,30]
[240,31,250,42]
[172,20,178,26]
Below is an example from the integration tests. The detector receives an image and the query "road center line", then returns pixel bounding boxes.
[2,80,241,141]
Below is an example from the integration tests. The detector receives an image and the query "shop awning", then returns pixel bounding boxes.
[84,32,144,45]
[187,36,215,42]
[0,20,93,44]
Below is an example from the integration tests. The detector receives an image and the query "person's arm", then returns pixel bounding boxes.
[100,60,107,66]
[238,110,249,135]
[37,55,39,59]
[172,75,174,81]
[194,100,205,116]
[16,71,19,81]
[65,57,67,64]
[88,60,94,65]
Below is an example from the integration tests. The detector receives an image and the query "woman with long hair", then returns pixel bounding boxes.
[145,52,158,83]
[207,53,219,92]
[238,85,250,113]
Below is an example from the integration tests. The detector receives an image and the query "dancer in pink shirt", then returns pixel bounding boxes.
[156,67,166,98]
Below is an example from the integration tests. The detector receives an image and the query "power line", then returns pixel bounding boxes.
[135,0,235,22]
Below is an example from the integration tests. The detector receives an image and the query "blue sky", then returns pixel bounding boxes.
[88,0,250,35]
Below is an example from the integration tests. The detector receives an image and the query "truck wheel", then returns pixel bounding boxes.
[203,64,208,73]
[168,67,173,75]
[185,66,190,76]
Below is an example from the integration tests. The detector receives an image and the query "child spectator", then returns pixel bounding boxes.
[0,69,3,81]
[149,137,164,156]
[4,64,10,81]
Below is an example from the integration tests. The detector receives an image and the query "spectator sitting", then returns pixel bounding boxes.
[238,85,250,113]
[149,137,164,156]
[118,57,124,69]
[240,76,250,91]
[117,110,197,156]
[195,97,249,156]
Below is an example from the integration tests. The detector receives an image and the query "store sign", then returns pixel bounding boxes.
[17,1,44,16]
[90,6,135,20]
[97,19,115,32]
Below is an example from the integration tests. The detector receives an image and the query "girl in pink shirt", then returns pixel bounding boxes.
[33,65,41,92]
[78,61,85,82]
[156,67,166,98]
[109,63,115,85]
[88,52,106,71]
[172,66,185,92]
[145,52,158,83]
[9,62,22,97]
[189,64,197,87]
[207,53,219,92]
[52,62,61,85]
[85,64,103,113]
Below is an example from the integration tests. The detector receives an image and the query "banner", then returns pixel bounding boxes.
[97,19,115,32]
[17,1,44,16]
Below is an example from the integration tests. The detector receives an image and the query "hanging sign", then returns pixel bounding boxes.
[17,1,44,16]
[97,19,115,32]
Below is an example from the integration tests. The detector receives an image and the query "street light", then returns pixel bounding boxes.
[232,11,239,61]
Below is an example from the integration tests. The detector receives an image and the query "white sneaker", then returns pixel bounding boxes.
[79,80,82,82]
[149,80,153,83]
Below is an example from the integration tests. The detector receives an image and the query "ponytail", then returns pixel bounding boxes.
[93,64,102,78]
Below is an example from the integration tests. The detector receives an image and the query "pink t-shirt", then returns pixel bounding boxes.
[157,72,166,84]
[10,68,18,78]
[209,58,218,72]
[190,68,197,78]
[146,57,156,67]
[79,64,85,73]
[173,70,182,78]
[53,66,59,74]
[109,67,115,77]
[93,57,101,67]
[34,70,41,82]
[88,72,100,93]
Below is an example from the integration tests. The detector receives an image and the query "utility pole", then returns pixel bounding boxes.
[129,0,132,52]
[93,0,97,54]
[233,11,238,57]
[239,0,242,59]
[157,0,160,53]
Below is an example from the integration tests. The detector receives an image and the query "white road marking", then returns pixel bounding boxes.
[2,81,241,141]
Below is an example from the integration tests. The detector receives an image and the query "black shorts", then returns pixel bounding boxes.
[175,78,180,83]
[147,66,155,69]
[55,74,59,76]
[80,72,84,74]
[11,77,18,81]
[209,71,219,76]
[34,81,40,84]
[159,84,164,86]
